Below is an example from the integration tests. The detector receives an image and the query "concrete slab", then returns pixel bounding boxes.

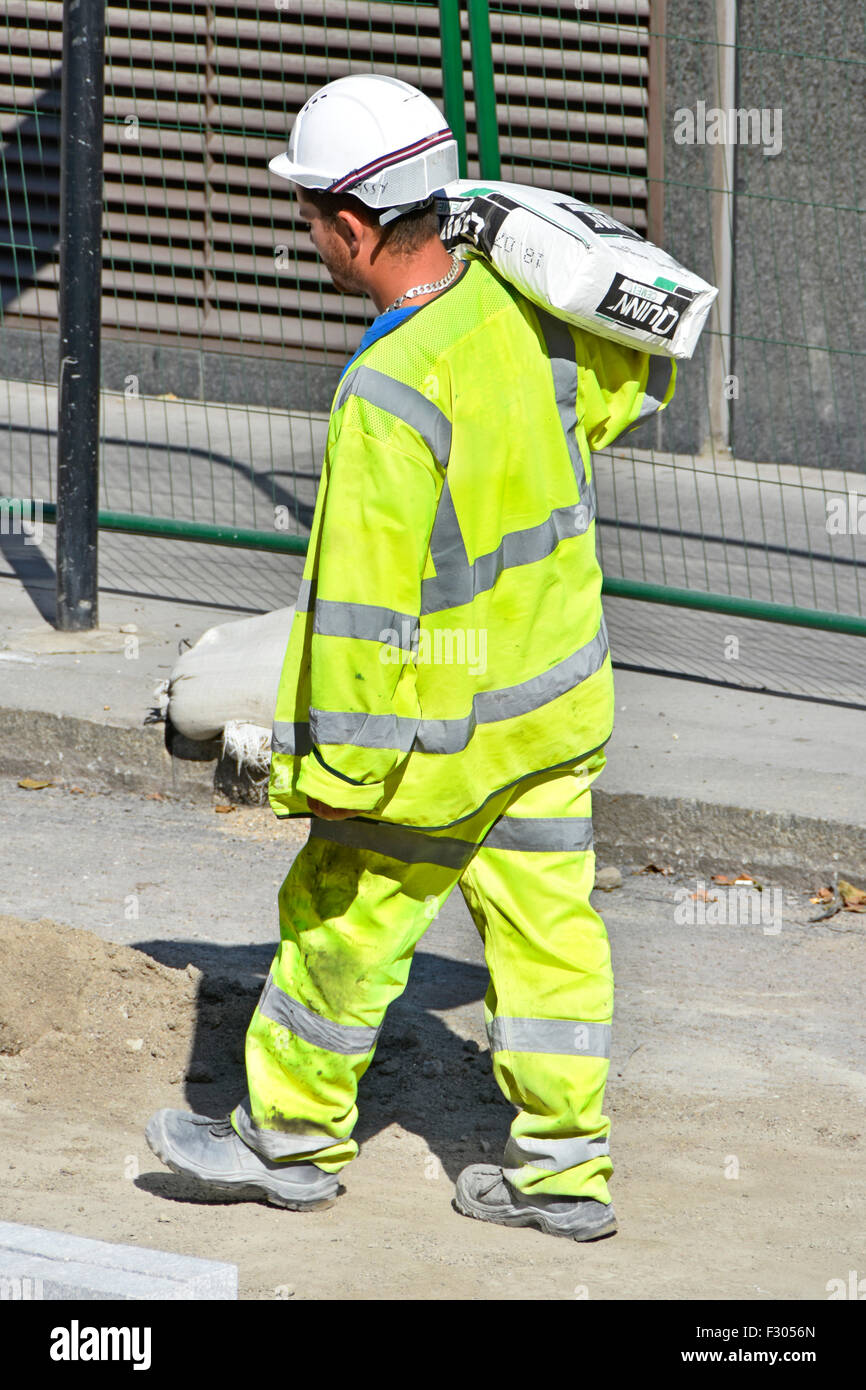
[0,1221,237,1300]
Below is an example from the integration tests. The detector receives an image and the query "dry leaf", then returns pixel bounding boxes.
[810,887,835,904]
[690,888,718,902]
[145,792,165,801]
[69,785,85,794]
[637,862,674,876]
[839,880,866,912]
[214,804,236,814]
[18,777,54,790]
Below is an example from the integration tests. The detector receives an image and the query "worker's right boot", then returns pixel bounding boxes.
[453,1164,617,1241]
[145,1109,339,1210]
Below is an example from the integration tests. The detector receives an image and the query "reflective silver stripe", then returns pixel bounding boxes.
[311,817,477,870]
[310,708,418,752]
[271,721,311,757]
[296,578,315,612]
[413,617,609,754]
[503,1132,610,1173]
[633,354,674,421]
[272,618,608,759]
[427,476,466,572]
[419,311,596,614]
[232,1094,341,1162]
[421,489,595,614]
[534,306,589,488]
[313,598,418,646]
[422,478,468,613]
[488,1017,611,1057]
[335,364,452,469]
[483,817,594,854]
[258,974,381,1055]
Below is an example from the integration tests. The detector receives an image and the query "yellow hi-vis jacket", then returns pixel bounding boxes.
[269,258,675,828]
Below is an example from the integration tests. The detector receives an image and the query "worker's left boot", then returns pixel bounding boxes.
[453,1164,617,1241]
[145,1109,339,1210]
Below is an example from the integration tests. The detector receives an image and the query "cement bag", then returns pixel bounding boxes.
[438,180,718,359]
[166,606,293,742]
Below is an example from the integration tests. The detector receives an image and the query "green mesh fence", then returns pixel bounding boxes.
[1,1,864,654]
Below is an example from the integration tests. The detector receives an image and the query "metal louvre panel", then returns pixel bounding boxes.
[4,1,202,36]
[477,1,649,229]
[0,0,61,329]
[1,1,651,356]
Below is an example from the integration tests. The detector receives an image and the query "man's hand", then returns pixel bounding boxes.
[307,797,356,822]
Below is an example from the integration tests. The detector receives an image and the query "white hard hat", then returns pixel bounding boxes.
[269,74,458,225]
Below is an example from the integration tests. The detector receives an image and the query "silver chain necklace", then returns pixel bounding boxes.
[381,254,461,315]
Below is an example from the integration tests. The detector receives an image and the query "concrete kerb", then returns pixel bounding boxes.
[1,704,862,888]
[0,1221,237,1300]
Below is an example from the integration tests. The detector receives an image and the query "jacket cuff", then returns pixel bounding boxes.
[294,752,385,813]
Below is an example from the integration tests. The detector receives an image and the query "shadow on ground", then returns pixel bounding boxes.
[132,937,513,1195]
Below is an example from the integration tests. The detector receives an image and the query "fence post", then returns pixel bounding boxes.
[440,0,468,177]
[466,0,500,179]
[56,0,105,631]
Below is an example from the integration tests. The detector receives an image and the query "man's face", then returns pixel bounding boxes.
[295,188,366,295]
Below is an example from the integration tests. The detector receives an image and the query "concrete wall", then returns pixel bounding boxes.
[0,327,341,415]
[731,0,865,471]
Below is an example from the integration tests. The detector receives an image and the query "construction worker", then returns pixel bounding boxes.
[146,74,676,1240]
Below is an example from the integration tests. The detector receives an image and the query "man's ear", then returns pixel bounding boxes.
[337,205,383,261]
[333,208,369,257]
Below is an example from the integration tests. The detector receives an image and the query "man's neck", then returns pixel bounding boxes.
[368,239,456,314]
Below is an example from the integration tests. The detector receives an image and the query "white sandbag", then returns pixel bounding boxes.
[166,606,294,742]
[438,179,718,359]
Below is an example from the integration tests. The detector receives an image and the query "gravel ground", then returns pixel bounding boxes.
[1,777,864,1300]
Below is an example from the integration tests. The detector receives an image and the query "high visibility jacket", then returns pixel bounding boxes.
[269,257,675,828]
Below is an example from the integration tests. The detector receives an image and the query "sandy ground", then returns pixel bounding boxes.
[0,783,864,1301]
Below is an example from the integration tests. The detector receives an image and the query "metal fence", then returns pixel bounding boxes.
[1,0,864,643]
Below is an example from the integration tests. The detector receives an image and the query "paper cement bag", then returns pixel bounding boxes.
[438,179,718,360]
[166,606,293,742]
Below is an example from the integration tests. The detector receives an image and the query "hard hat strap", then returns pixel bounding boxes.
[378,196,436,227]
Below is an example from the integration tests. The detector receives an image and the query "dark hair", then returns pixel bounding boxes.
[300,186,440,255]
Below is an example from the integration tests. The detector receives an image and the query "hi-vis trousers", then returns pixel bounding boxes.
[232,750,614,1202]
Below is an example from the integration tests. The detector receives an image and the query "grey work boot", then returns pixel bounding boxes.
[145,1110,339,1210]
[453,1164,617,1241]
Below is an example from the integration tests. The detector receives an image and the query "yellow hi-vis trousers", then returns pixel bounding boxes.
[232,751,614,1202]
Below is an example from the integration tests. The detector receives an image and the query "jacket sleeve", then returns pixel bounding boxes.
[292,417,441,813]
[574,327,677,452]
